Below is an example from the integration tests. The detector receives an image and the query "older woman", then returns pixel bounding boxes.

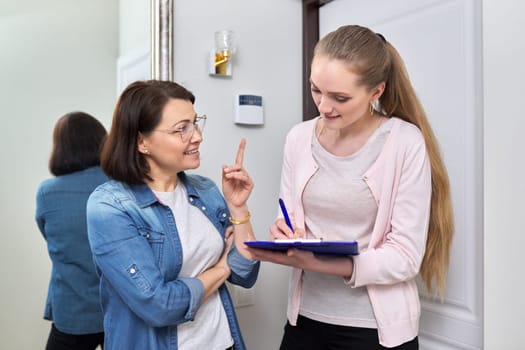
[87,80,259,350]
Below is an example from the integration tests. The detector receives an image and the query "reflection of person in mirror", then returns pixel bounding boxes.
[250,25,454,349]
[36,111,108,350]
[87,80,259,350]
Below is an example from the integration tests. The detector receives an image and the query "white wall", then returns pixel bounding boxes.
[0,1,118,348]
[174,0,302,350]
[119,0,150,55]
[119,1,301,348]
[172,1,301,348]
[483,0,525,348]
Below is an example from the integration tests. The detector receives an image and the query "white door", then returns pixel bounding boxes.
[319,1,483,349]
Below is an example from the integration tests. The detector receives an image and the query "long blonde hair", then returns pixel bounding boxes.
[315,25,454,298]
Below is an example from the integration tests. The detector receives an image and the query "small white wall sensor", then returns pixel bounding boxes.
[234,94,264,125]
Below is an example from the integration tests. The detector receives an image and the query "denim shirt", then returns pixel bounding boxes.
[87,172,260,350]
[35,166,108,334]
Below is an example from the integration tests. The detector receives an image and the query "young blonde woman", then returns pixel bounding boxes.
[250,25,454,349]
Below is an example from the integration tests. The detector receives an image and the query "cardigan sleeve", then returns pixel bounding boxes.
[352,123,432,286]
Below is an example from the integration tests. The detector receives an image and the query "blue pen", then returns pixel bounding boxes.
[278,198,294,233]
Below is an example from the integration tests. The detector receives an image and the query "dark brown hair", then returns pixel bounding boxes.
[315,25,454,298]
[49,111,107,176]
[101,80,195,184]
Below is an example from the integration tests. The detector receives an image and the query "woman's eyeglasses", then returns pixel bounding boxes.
[152,115,207,143]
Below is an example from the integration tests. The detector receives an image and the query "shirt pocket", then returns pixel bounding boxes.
[137,226,165,265]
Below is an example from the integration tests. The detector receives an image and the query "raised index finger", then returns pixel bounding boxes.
[235,138,247,166]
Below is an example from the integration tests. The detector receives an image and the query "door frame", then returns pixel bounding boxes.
[302,0,333,121]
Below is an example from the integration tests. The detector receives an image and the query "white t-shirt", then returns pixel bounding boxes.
[154,183,233,350]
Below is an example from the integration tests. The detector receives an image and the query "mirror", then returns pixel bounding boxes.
[1,1,127,349]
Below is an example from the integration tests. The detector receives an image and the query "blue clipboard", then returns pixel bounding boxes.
[245,239,359,256]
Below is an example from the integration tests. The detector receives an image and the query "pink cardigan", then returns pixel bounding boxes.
[279,117,431,347]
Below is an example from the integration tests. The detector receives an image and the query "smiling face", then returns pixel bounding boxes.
[138,98,202,179]
[310,55,384,131]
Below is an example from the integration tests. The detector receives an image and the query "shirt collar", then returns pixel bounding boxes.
[128,172,200,208]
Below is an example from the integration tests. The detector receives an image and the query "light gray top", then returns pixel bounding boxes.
[155,183,233,349]
[300,118,393,328]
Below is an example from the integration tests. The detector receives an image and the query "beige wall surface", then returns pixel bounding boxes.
[0,1,118,349]
[483,0,525,349]
[170,1,302,348]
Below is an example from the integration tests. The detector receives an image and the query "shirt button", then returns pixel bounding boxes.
[129,267,136,274]
[189,197,194,202]
[201,206,206,211]
[222,213,227,218]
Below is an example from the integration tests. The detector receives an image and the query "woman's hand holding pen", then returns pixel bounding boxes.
[247,197,354,277]
[271,198,305,240]
[254,216,354,277]
[270,218,305,240]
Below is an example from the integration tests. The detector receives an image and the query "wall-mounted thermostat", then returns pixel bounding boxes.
[234,94,264,125]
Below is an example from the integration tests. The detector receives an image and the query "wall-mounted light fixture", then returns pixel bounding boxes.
[209,30,235,77]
